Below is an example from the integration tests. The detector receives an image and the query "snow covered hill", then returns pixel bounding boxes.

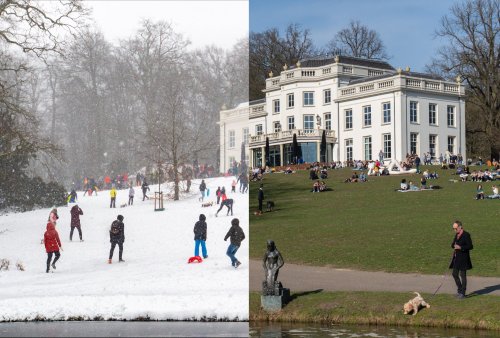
[0,176,248,321]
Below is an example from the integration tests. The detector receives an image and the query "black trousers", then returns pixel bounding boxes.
[70,226,82,240]
[128,196,134,205]
[109,242,123,260]
[258,199,263,212]
[216,202,233,215]
[110,197,116,208]
[143,190,149,200]
[452,268,467,295]
[47,251,60,270]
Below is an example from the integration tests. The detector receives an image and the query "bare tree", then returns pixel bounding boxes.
[326,20,389,60]
[428,0,500,158]
[0,0,87,57]
[250,23,316,100]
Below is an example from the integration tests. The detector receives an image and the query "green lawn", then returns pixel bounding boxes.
[249,166,500,276]
[250,291,500,330]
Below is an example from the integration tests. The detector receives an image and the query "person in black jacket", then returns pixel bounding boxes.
[142,180,150,201]
[257,184,264,214]
[108,215,125,264]
[449,220,473,299]
[215,198,233,217]
[224,218,245,268]
[199,179,207,202]
[193,214,208,259]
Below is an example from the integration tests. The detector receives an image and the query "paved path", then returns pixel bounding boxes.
[250,260,500,296]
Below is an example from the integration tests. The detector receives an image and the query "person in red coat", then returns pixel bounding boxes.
[70,204,84,241]
[44,222,62,273]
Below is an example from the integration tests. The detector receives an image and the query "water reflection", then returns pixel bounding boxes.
[250,322,500,338]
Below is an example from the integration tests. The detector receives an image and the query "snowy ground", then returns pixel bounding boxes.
[0,177,248,321]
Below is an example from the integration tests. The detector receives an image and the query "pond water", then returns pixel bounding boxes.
[0,321,248,337]
[250,322,500,338]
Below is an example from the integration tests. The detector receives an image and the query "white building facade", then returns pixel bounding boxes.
[218,102,250,173]
[219,55,466,172]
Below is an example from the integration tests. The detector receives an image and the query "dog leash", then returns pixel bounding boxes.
[429,253,455,299]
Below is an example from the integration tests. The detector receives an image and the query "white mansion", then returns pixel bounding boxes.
[219,55,465,172]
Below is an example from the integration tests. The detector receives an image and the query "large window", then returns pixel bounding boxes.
[324,113,331,130]
[383,133,391,159]
[363,136,372,160]
[447,105,455,127]
[363,105,372,127]
[345,139,353,162]
[448,136,455,153]
[382,102,391,124]
[273,121,281,132]
[304,115,315,131]
[256,124,263,135]
[287,93,294,108]
[345,109,353,129]
[273,99,280,114]
[410,132,418,155]
[229,130,235,148]
[303,92,314,106]
[429,103,437,125]
[287,116,295,130]
[429,134,437,158]
[324,89,331,104]
[242,127,249,144]
[410,101,418,123]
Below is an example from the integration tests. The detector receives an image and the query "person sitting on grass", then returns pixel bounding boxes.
[319,181,327,191]
[310,169,319,180]
[284,167,293,174]
[486,185,499,199]
[359,172,367,182]
[409,181,420,191]
[320,168,328,179]
[400,179,408,190]
[421,176,428,189]
[475,184,485,200]
[429,171,439,179]
[312,180,320,193]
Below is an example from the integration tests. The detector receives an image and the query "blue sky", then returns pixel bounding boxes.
[250,0,459,72]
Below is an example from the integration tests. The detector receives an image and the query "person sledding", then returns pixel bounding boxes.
[108,215,125,264]
[193,214,208,259]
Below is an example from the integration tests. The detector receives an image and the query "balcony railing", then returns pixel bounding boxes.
[249,129,336,145]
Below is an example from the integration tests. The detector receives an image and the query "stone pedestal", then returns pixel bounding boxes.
[261,288,290,311]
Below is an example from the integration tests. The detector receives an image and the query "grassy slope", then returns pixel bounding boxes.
[249,166,500,276]
[250,292,500,330]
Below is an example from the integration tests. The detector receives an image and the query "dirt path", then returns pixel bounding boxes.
[250,260,500,296]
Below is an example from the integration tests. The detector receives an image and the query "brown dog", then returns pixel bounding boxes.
[403,292,430,315]
[201,201,213,207]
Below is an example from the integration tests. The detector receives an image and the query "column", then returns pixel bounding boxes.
[261,146,266,167]
[279,143,284,166]
[316,141,321,163]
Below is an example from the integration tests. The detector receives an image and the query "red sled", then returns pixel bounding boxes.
[188,256,203,264]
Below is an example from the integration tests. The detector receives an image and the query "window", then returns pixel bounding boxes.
[448,136,455,153]
[410,132,418,155]
[242,127,249,144]
[255,124,263,136]
[323,89,331,104]
[287,116,295,130]
[447,105,455,127]
[304,115,315,131]
[410,101,418,123]
[382,102,391,124]
[229,156,235,165]
[383,134,391,159]
[324,113,331,130]
[363,136,372,160]
[363,105,372,127]
[429,134,437,158]
[287,93,294,108]
[303,92,314,106]
[345,109,353,129]
[273,121,281,132]
[345,139,353,162]
[429,103,437,125]
[229,130,235,148]
[273,100,280,114]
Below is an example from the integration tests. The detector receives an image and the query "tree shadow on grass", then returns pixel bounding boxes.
[285,289,324,306]
[468,284,500,297]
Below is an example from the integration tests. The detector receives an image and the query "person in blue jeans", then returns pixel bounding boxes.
[193,214,208,258]
[224,218,245,268]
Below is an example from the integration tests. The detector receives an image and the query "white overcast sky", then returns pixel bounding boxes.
[87,0,248,49]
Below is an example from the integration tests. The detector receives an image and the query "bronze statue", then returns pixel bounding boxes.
[262,240,284,295]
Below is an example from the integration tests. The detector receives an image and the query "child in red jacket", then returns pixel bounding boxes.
[44,221,62,273]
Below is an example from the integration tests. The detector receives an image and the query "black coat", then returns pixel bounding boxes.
[224,224,245,247]
[110,220,125,244]
[449,230,473,270]
[194,220,207,241]
[258,189,264,201]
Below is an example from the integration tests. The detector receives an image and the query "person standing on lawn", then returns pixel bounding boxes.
[449,220,473,299]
